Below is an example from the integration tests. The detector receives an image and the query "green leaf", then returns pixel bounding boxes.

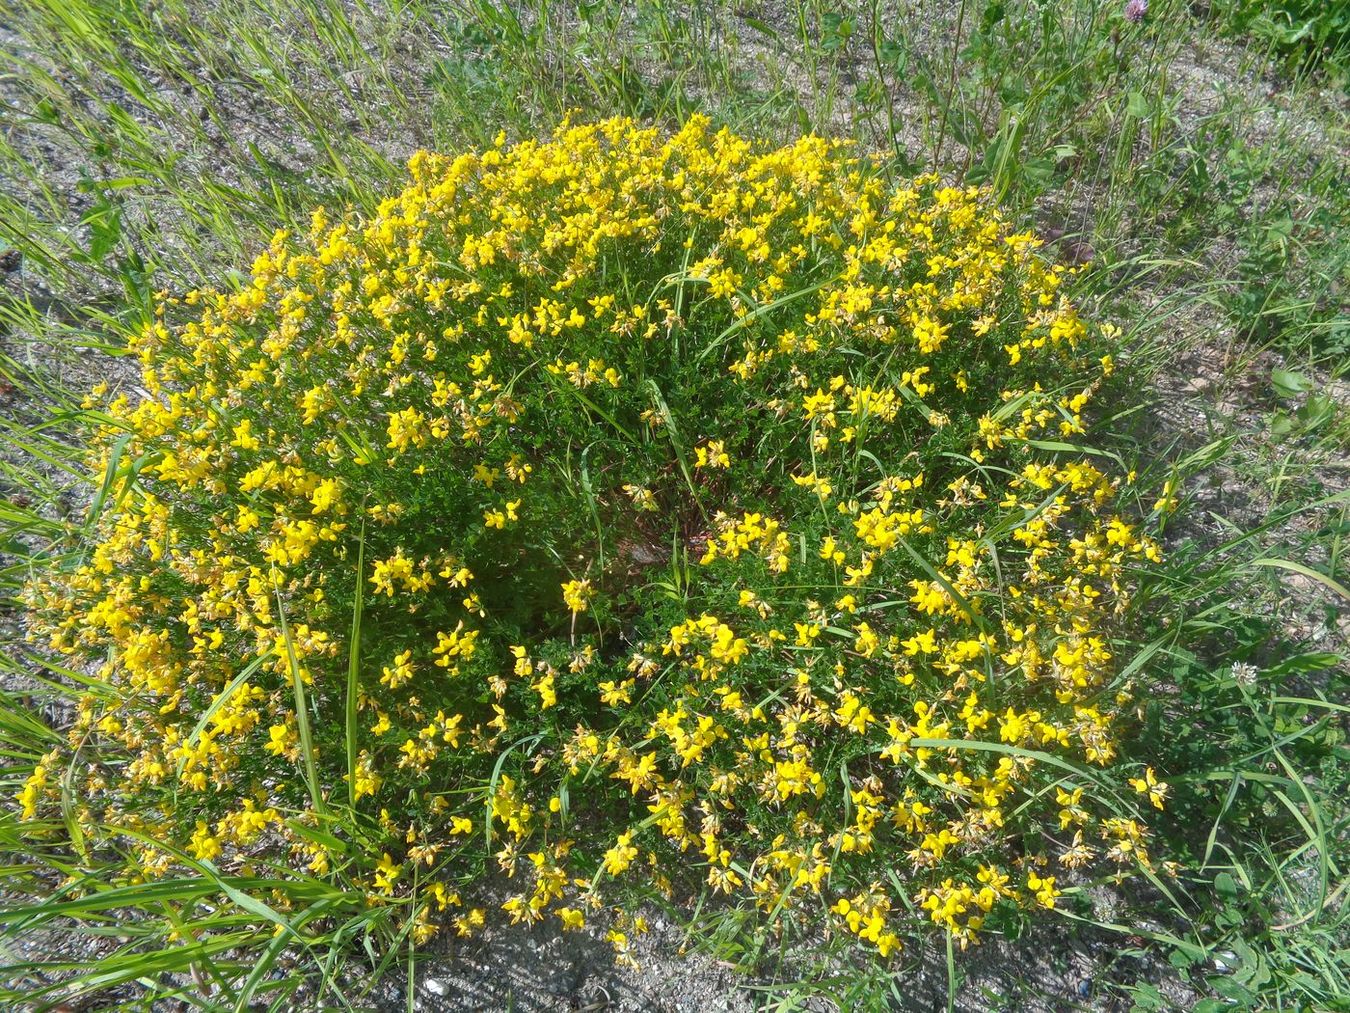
[1270,368,1312,398]
[1209,974,1255,1003]
[1263,652,1343,679]
[345,518,366,810]
[275,593,328,818]
[1251,557,1350,603]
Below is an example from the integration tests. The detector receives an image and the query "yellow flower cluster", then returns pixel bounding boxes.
[19,116,1169,962]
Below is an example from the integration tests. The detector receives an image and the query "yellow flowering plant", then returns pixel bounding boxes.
[20,116,1171,966]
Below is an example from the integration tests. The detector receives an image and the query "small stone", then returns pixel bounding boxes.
[424,977,448,996]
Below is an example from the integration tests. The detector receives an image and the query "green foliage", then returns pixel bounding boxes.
[1210,0,1350,72]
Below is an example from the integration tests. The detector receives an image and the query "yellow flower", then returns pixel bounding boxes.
[230,419,260,451]
[263,723,296,757]
[532,670,557,709]
[912,315,950,354]
[694,439,730,469]
[189,821,222,861]
[561,579,593,613]
[599,679,634,706]
[309,477,341,514]
[1026,869,1060,909]
[853,622,880,658]
[557,907,585,930]
[603,831,638,876]
[454,909,486,937]
[374,852,402,893]
[1129,766,1169,810]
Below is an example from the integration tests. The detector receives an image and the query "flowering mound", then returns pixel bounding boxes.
[22,117,1169,959]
